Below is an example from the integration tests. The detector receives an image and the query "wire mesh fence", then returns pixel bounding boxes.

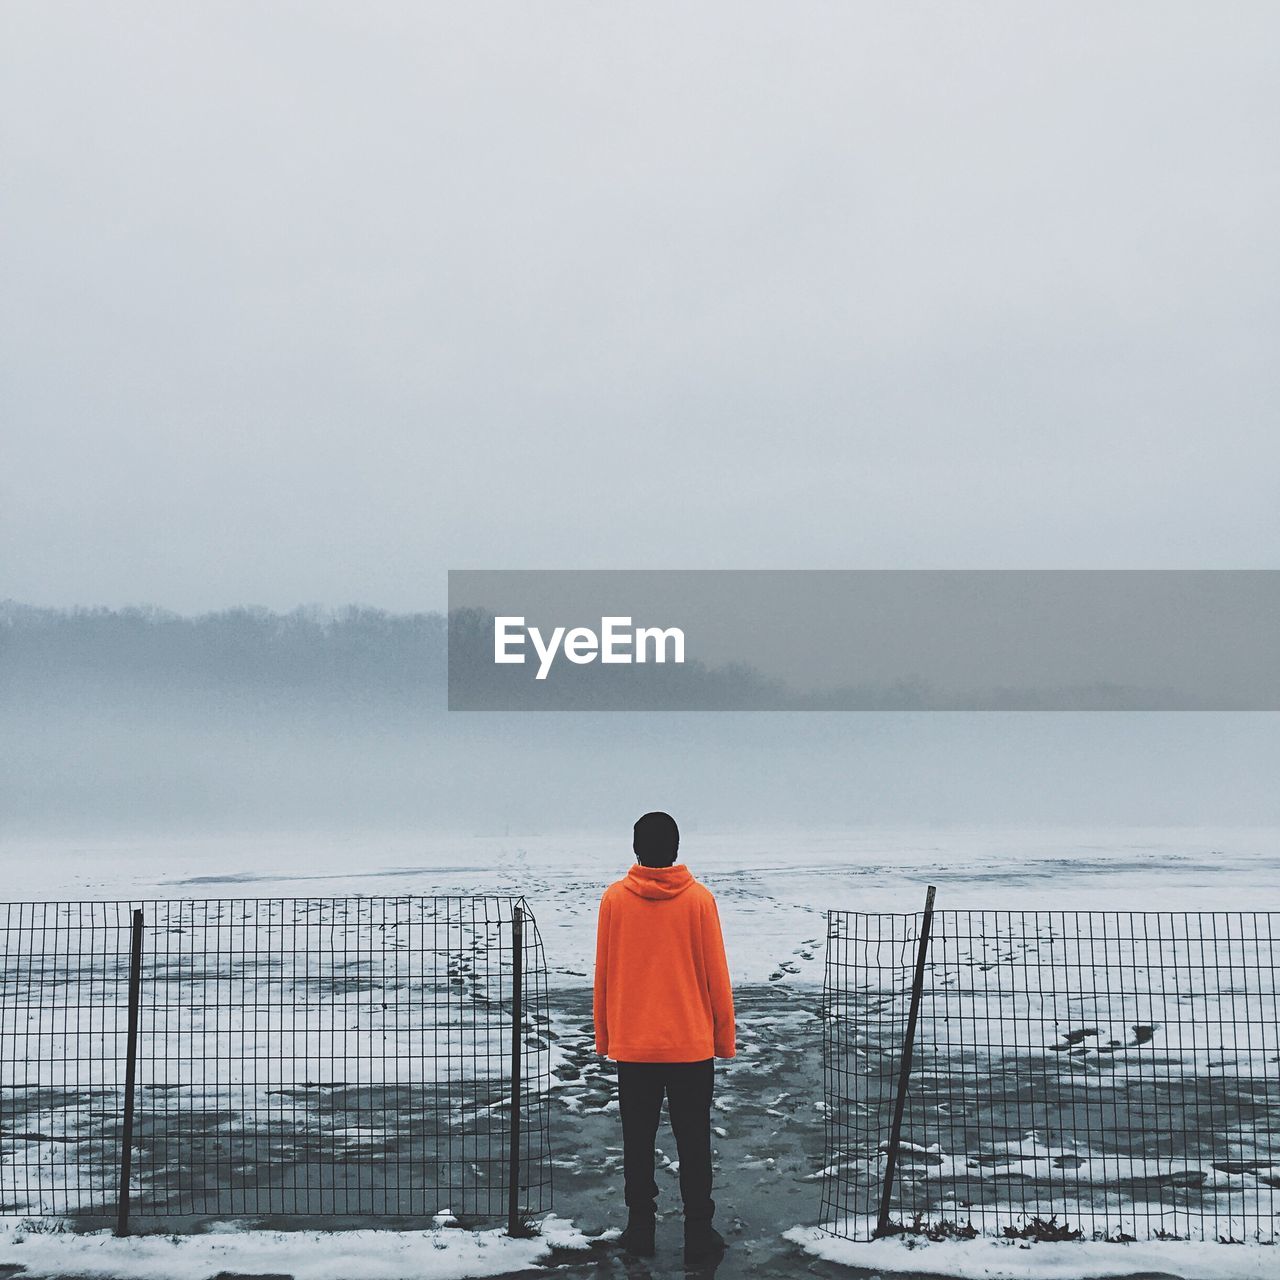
[823,903,1280,1243]
[0,897,551,1229]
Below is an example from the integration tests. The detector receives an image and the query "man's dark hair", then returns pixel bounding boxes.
[633,811,680,867]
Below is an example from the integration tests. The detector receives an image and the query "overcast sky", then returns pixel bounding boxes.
[3,2,1278,613]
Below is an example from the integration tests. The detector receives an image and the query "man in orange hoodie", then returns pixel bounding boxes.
[593,811,736,1264]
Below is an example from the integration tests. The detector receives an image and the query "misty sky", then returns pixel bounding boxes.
[3,2,1278,613]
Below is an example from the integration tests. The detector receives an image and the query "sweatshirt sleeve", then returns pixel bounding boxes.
[702,893,736,1058]
[593,891,611,1057]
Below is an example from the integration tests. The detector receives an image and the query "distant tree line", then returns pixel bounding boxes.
[2,601,957,710]
[0,602,797,710]
[0,602,447,705]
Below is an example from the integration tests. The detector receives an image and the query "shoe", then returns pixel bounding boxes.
[617,1217,656,1257]
[683,1222,726,1264]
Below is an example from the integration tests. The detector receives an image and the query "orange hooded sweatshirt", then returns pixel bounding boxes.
[593,863,736,1062]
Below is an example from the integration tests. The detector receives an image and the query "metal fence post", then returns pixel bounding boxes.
[116,907,144,1237]
[506,902,525,1235]
[874,885,935,1238]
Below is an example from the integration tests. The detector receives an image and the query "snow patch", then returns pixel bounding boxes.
[0,1215,594,1280]
[785,1222,1279,1279]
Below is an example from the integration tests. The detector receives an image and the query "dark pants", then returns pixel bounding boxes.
[617,1058,715,1224]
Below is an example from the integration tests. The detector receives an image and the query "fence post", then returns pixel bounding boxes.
[116,907,144,1237]
[874,885,935,1238]
[506,903,525,1235]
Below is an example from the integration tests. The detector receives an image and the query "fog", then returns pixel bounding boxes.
[10,692,1280,837]
[4,605,1277,837]
[3,3,1279,612]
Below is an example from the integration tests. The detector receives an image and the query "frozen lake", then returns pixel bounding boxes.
[4,825,1279,988]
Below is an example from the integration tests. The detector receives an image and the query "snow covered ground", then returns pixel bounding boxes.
[0,1214,598,1280]
[785,1223,1279,1279]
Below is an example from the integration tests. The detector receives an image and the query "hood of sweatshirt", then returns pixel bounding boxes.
[623,863,696,900]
